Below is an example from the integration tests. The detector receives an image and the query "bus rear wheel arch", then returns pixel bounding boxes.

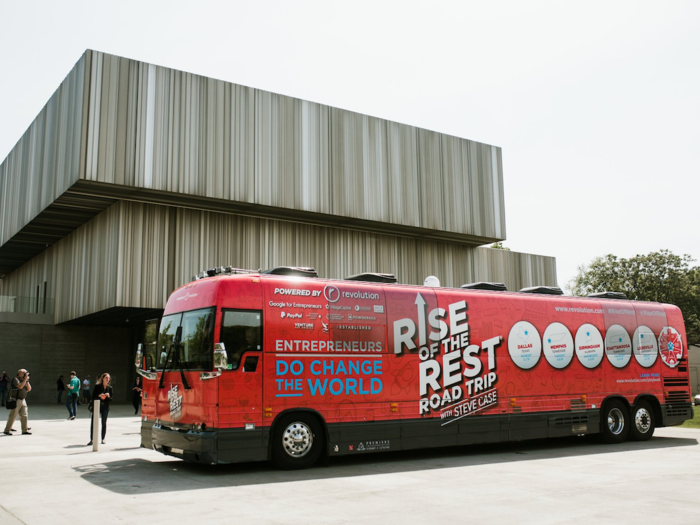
[600,398,630,444]
[271,412,325,470]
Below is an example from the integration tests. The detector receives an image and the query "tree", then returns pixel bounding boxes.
[568,250,700,344]
[490,242,510,250]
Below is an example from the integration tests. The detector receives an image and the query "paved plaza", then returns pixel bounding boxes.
[1,403,698,524]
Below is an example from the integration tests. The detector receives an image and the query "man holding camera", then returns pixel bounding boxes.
[4,369,32,435]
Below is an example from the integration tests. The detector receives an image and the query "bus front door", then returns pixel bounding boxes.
[217,309,264,461]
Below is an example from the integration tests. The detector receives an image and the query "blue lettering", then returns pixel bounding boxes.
[310,360,321,375]
[276,361,288,375]
[346,378,358,395]
[371,378,382,394]
[329,378,344,395]
[290,360,303,376]
[359,379,369,395]
[308,379,327,395]
[323,361,334,374]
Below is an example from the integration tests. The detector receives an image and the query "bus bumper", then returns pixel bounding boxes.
[151,425,218,465]
[661,402,693,427]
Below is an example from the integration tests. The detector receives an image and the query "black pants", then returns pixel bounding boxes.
[90,405,109,441]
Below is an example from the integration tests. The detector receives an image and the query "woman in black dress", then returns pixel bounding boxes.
[87,373,112,446]
[131,376,142,415]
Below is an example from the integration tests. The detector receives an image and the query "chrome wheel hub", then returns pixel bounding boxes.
[607,408,625,435]
[282,422,313,458]
[635,408,651,433]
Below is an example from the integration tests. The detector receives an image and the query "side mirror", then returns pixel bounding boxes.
[135,344,157,380]
[135,343,143,369]
[214,342,228,370]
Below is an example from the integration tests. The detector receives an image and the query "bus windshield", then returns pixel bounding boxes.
[158,307,215,371]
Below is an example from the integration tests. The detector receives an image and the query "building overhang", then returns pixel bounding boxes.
[1,180,502,276]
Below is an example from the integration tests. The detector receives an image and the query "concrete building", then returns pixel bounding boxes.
[0,50,557,402]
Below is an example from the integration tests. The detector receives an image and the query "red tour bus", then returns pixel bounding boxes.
[135,266,693,468]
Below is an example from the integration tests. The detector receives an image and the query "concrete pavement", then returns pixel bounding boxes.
[1,403,698,524]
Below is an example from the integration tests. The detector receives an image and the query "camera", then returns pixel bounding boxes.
[25,372,30,378]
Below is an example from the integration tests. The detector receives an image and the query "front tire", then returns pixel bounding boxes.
[272,413,324,470]
[629,401,655,441]
[601,399,630,444]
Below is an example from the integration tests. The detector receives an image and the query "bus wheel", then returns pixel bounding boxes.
[272,414,324,470]
[629,401,655,441]
[601,400,629,444]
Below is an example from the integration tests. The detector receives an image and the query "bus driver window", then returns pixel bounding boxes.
[220,310,262,370]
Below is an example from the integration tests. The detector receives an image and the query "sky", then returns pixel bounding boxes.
[0,0,698,291]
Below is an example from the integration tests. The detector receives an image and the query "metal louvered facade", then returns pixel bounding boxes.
[1,50,507,276]
[0,50,554,400]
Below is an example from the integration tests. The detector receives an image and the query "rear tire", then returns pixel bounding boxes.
[629,401,655,441]
[271,413,324,470]
[600,399,630,444]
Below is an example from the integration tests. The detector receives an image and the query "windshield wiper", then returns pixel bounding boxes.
[159,326,182,389]
[173,341,191,390]
[157,326,191,390]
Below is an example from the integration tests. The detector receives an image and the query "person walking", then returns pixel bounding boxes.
[56,375,65,404]
[0,371,9,407]
[131,376,143,415]
[87,373,112,446]
[66,371,80,420]
[81,375,91,405]
[4,369,32,435]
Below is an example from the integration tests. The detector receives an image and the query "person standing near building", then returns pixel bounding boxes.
[81,375,91,405]
[4,369,31,435]
[0,371,9,407]
[66,371,80,420]
[56,375,65,404]
[87,373,112,446]
[131,376,143,415]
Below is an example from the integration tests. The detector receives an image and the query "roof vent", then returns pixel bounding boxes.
[587,291,628,300]
[424,276,440,287]
[262,266,318,278]
[345,272,397,284]
[461,282,508,292]
[519,286,564,295]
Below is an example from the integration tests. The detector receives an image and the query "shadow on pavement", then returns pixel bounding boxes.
[73,433,698,495]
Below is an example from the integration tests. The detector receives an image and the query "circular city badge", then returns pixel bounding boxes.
[575,324,604,369]
[542,322,574,369]
[658,326,683,368]
[508,321,542,370]
[632,325,658,368]
[604,324,632,369]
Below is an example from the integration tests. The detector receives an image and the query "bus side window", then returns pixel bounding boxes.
[243,356,259,372]
[220,310,262,371]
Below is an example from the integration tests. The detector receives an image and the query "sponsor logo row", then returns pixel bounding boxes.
[280,310,378,322]
[508,321,683,370]
[269,301,384,314]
